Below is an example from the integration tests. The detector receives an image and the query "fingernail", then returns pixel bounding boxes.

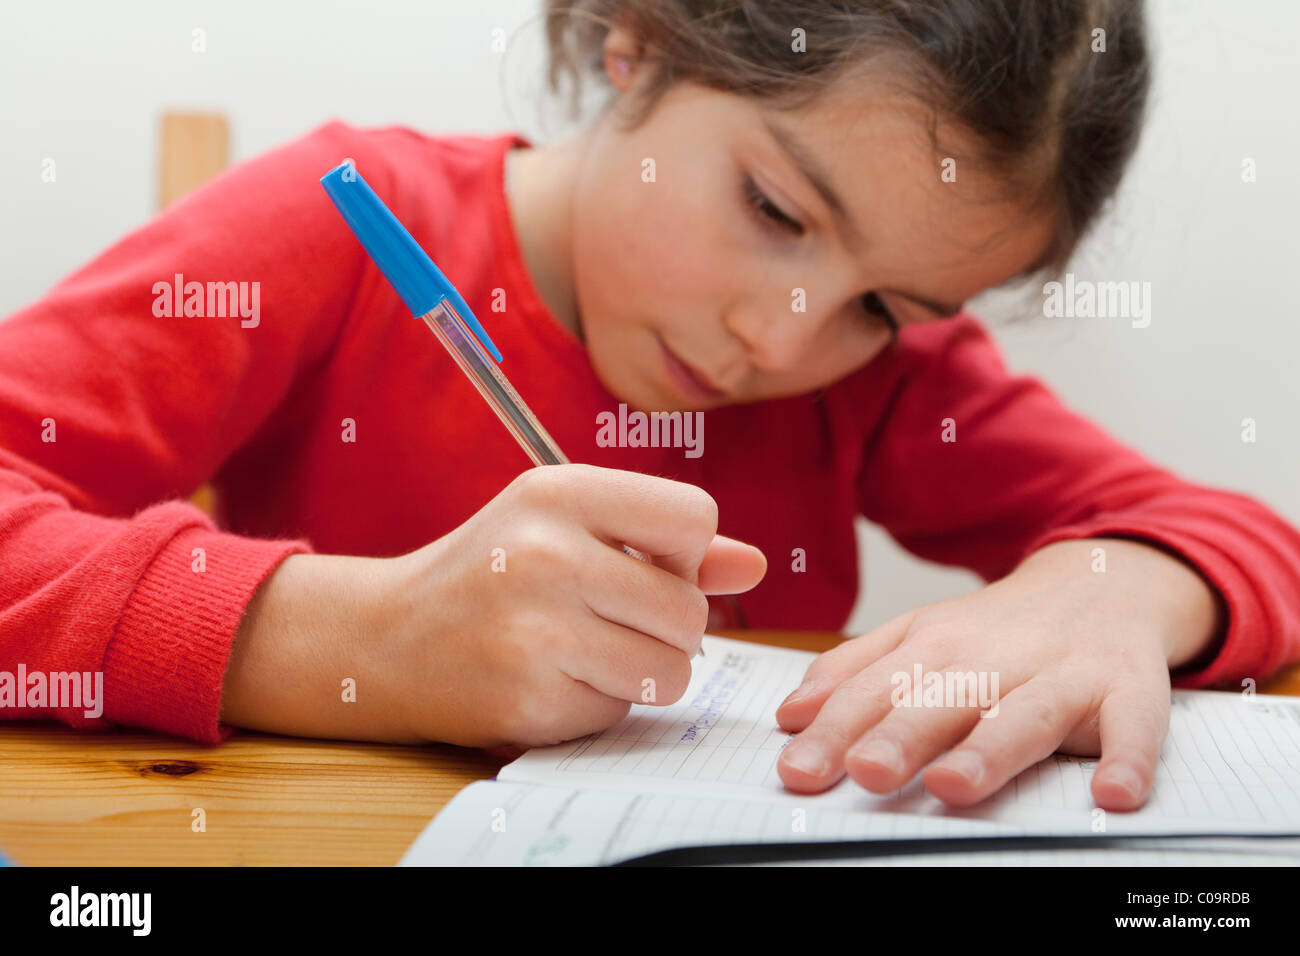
[780,681,814,707]
[938,751,984,785]
[783,742,829,777]
[848,739,904,776]
[1103,765,1143,800]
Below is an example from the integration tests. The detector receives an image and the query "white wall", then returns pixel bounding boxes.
[2,1,1296,634]
[0,0,555,302]
[851,0,1300,631]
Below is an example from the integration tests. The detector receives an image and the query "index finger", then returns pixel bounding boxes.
[547,464,720,581]
[776,611,915,731]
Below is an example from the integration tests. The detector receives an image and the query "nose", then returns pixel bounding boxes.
[721,297,821,374]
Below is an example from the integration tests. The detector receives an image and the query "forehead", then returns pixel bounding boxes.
[753,76,1057,287]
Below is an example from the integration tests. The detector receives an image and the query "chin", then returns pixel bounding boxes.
[583,355,647,410]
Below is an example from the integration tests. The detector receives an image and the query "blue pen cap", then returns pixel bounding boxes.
[320,161,503,363]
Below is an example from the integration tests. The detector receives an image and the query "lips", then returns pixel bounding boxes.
[658,337,727,401]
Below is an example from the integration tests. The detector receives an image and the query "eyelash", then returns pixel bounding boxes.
[860,292,899,335]
[742,175,899,335]
[742,174,803,235]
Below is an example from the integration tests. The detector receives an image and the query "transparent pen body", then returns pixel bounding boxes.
[421,297,692,650]
[421,298,569,467]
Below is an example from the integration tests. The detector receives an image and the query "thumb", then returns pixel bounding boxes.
[697,534,767,595]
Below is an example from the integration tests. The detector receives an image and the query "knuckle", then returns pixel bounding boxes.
[609,698,633,726]
[684,486,719,534]
[798,661,828,687]
[911,619,962,648]
[811,719,860,754]
[505,467,540,502]
[499,692,547,743]
[525,715,570,749]
[500,686,573,747]
[498,610,565,682]
[660,480,717,537]
[1117,687,1170,736]
[497,610,544,667]
[588,698,632,735]
[654,653,694,704]
[675,589,710,641]
[804,637,865,681]
[838,670,885,702]
[510,519,567,567]
[511,464,570,507]
[1021,692,1059,736]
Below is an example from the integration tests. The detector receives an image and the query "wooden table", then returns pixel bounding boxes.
[1,629,1296,866]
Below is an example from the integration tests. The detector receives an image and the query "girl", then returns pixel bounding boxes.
[2,0,1297,815]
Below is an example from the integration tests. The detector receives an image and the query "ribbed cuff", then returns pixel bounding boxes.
[1022,522,1267,689]
[102,524,313,743]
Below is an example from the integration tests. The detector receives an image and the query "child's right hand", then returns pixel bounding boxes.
[221,464,766,748]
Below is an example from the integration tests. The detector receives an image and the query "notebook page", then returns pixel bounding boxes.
[399,780,1024,866]
[500,635,1300,835]
[771,840,1300,867]
[399,780,1300,866]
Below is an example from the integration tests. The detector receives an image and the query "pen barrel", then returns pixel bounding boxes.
[421,300,569,467]
[422,302,654,574]
[320,161,504,362]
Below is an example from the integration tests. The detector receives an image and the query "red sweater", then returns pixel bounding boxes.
[3,122,1298,744]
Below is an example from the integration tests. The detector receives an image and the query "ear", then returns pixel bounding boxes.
[602,14,647,91]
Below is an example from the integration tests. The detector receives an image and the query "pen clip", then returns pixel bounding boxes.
[320,160,504,363]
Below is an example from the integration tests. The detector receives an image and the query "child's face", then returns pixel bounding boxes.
[565,65,1058,412]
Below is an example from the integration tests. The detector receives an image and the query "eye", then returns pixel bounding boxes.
[742,175,803,235]
[860,292,899,333]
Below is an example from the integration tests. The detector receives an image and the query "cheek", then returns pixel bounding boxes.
[572,166,729,324]
[785,317,892,393]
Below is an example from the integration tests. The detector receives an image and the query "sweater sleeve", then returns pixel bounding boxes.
[854,315,1300,690]
[0,120,382,741]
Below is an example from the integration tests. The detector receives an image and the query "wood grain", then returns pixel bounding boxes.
[0,629,1294,866]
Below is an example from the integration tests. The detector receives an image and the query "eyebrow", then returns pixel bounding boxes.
[762,116,965,320]
[762,115,863,249]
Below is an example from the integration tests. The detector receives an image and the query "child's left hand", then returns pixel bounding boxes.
[775,537,1225,811]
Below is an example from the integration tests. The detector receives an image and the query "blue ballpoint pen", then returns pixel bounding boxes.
[319,160,705,656]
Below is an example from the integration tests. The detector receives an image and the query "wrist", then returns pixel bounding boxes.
[1096,537,1225,669]
[1016,537,1226,669]
[221,552,415,741]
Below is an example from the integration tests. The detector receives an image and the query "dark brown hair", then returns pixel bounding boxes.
[543,0,1150,276]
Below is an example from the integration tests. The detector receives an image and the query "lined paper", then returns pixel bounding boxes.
[401,635,1300,864]
[401,780,1300,867]
[502,636,1300,833]
[402,781,1022,866]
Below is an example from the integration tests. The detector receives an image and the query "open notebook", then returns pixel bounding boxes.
[401,635,1300,865]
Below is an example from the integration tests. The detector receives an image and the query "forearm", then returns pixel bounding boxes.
[221,553,416,742]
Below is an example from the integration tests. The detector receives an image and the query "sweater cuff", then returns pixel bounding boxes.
[1023,522,1273,690]
[102,525,313,743]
